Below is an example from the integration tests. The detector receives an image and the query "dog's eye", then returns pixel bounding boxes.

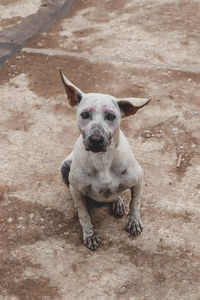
[105,113,116,121]
[81,112,90,119]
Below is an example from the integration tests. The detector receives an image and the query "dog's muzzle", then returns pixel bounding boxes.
[84,129,109,153]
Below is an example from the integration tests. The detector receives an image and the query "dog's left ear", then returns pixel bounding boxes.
[60,70,85,107]
[117,97,151,118]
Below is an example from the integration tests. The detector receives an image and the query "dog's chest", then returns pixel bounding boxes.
[81,166,129,201]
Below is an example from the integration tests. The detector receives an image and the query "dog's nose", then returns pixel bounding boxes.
[89,134,105,145]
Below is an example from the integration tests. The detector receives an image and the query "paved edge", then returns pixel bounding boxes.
[0,0,75,67]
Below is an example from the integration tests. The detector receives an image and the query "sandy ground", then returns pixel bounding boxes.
[0,0,200,299]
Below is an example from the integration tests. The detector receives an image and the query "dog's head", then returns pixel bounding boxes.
[60,71,150,153]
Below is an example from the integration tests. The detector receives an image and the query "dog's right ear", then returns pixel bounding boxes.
[60,70,85,107]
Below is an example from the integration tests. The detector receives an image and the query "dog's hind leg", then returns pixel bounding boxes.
[110,196,125,218]
[60,152,73,187]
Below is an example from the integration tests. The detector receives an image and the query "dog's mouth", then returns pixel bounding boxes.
[83,136,110,153]
[84,140,108,153]
[86,145,107,153]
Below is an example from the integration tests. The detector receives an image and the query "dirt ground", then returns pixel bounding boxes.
[0,0,200,299]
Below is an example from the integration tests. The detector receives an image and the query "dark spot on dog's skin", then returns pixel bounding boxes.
[83,185,92,195]
[60,160,71,187]
[117,183,126,193]
[99,187,112,198]
[121,169,127,175]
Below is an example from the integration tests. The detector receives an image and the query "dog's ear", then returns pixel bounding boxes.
[117,97,151,118]
[60,70,85,107]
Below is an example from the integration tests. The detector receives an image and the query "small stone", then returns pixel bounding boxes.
[188,111,197,116]
[17,225,26,229]
[172,127,178,134]
[178,145,184,150]
[29,213,35,219]
[118,286,127,295]
[7,218,13,223]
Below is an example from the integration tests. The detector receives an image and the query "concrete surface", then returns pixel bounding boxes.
[0,0,200,299]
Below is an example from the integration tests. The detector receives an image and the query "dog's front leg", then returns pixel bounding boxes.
[126,178,143,236]
[70,186,101,250]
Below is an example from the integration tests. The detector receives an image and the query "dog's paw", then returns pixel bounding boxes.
[84,233,101,251]
[111,197,125,218]
[126,218,143,236]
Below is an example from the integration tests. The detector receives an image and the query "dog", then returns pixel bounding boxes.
[60,71,150,250]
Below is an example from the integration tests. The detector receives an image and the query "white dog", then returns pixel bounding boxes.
[60,71,150,250]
